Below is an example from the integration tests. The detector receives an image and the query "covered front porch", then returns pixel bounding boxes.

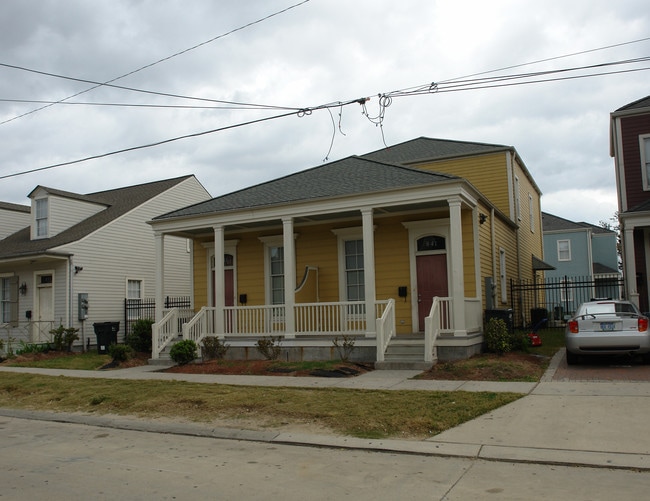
[148,157,488,365]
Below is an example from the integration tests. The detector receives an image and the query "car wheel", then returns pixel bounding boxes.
[566,350,579,365]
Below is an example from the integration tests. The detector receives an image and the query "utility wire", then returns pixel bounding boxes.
[0,62,302,112]
[0,0,311,125]
[0,98,368,181]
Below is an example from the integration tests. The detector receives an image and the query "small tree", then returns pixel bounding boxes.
[333,335,355,362]
[201,336,229,361]
[256,336,282,360]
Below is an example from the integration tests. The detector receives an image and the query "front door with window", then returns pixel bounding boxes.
[416,254,448,332]
[34,274,53,343]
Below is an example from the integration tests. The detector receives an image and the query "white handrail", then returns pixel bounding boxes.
[152,308,179,360]
[375,299,395,362]
[424,296,452,362]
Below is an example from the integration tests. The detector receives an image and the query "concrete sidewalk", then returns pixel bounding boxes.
[2,350,649,471]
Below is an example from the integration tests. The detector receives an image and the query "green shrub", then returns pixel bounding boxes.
[256,336,282,360]
[484,317,511,355]
[127,318,154,353]
[169,339,198,365]
[201,336,229,361]
[49,325,79,352]
[108,343,134,363]
[511,330,531,352]
[16,341,50,355]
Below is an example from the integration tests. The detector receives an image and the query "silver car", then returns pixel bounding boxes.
[565,300,650,365]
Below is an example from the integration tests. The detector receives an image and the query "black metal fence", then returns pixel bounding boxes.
[124,296,192,338]
[509,275,625,329]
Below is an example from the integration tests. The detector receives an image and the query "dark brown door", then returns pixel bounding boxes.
[416,254,448,331]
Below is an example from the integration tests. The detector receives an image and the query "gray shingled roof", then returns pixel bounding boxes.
[0,176,193,259]
[615,95,650,112]
[0,201,30,213]
[542,212,614,234]
[593,262,619,275]
[154,156,459,220]
[361,137,512,165]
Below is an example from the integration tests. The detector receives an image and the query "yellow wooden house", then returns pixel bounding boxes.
[148,137,545,367]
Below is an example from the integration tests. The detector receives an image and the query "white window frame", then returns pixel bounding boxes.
[1,275,18,324]
[641,134,650,191]
[35,198,48,238]
[529,193,535,233]
[332,227,365,303]
[557,239,571,261]
[499,248,507,303]
[258,235,285,307]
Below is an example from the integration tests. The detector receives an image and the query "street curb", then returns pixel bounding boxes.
[3,407,650,471]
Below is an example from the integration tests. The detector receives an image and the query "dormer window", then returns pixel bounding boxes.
[35,198,48,238]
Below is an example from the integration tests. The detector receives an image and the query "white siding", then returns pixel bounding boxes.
[47,195,106,237]
[0,208,30,240]
[51,177,210,338]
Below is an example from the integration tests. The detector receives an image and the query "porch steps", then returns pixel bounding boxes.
[374,336,434,371]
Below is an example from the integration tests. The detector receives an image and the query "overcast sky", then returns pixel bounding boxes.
[1,0,648,226]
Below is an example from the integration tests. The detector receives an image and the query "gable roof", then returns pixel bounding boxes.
[615,95,650,113]
[0,175,194,259]
[154,156,459,220]
[542,212,614,234]
[0,201,30,213]
[361,136,512,164]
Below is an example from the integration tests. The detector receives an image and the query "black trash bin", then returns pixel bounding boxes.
[93,322,120,354]
[530,308,548,328]
[484,309,514,333]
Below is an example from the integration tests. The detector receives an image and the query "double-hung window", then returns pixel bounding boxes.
[269,246,285,306]
[35,198,48,238]
[344,240,365,303]
[557,240,571,261]
[1,276,18,325]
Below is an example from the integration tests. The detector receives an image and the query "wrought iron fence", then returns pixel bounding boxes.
[124,296,191,338]
[509,275,625,329]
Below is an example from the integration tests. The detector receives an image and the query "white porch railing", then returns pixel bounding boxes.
[424,297,453,363]
[1,320,55,349]
[375,299,396,362]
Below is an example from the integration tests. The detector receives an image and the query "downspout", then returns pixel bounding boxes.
[491,208,496,307]
[68,256,73,328]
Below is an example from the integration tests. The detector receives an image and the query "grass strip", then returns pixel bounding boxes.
[0,373,522,439]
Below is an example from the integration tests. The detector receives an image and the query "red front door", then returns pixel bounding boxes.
[416,254,448,331]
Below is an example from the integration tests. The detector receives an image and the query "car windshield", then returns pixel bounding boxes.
[581,302,637,316]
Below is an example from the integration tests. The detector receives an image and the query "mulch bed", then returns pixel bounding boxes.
[161,359,374,377]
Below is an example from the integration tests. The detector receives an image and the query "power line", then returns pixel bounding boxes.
[0,62,302,112]
[0,0,311,125]
[0,98,292,111]
[0,99,368,181]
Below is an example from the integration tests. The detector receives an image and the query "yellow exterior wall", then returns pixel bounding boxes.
[414,153,511,215]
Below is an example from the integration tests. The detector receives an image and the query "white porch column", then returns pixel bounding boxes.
[283,217,296,338]
[623,224,639,307]
[213,225,225,334]
[448,198,467,336]
[154,231,165,322]
[362,208,377,337]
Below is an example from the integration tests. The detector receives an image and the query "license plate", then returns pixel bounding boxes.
[600,322,615,331]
